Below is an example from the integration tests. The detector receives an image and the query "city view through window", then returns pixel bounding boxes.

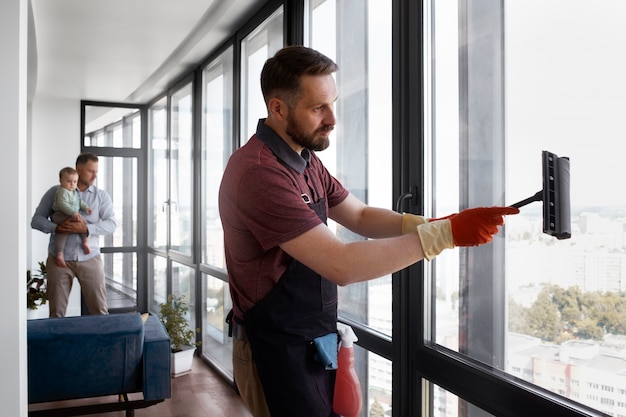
[429,1,626,416]
[151,2,626,416]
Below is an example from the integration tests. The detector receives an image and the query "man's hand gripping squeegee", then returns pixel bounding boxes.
[411,206,520,260]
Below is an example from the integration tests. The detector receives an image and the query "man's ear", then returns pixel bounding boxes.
[268,97,288,121]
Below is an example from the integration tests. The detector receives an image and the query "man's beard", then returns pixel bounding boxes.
[285,113,333,152]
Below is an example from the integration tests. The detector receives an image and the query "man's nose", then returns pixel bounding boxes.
[325,107,336,126]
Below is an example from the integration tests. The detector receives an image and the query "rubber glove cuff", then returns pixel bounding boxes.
[416,220,455,261]
[401,213,428,235]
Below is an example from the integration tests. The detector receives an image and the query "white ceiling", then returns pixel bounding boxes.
[30,0,265,104]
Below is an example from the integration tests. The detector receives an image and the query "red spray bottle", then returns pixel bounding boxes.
[333,323,362,417]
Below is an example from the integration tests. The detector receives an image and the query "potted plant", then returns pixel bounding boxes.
[27,261,48,313]
[158,294,200,376]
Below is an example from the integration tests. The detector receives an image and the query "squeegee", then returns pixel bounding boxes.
[510,150,571,240]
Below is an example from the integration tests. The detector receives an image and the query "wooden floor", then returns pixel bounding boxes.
[29,357,253,417]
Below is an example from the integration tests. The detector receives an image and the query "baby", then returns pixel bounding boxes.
[51,167,93,267]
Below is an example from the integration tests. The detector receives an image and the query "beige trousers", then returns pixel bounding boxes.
[233,336,271,417]
[45,254,108,317]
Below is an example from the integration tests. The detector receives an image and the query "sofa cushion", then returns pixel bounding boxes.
[28,313,144,403]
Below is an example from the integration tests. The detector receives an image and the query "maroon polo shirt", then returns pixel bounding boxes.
[218,119,349,319]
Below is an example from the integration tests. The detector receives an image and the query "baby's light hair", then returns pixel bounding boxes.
[59,166,78,181]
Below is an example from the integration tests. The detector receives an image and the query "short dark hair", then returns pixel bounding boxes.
[59,167,77,181]
[76,152,99,166]
[260,45,338,107]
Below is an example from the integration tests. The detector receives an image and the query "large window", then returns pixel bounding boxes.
[147,78,195,315]
[308,0,393,416]
[78,2,626,416]
[170,82,194,257]
[148,97,168,253]
[200,46,235,372]
[240,6,283,144]
[429,1,626,416]
[81,102,142,309]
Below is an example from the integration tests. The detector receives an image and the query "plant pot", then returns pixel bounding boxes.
[171,345,195,377]
[27,302,49,320]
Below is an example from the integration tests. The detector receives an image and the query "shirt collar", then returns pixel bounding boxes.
[255,118,309,174]
[78,185,95,194]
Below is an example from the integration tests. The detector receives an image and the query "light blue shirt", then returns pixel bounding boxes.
[31,185,116,261]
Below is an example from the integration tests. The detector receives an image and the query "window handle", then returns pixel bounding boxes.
[396,191,413,213]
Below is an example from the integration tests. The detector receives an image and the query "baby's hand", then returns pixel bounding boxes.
[86,208,93,215]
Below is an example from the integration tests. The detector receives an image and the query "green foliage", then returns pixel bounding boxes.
[509,284,626,343]
[159,294,200,352]
[27,261,47,310]
[525,291,562,341]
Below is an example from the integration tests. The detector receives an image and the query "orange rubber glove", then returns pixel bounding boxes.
[416,206,519,260]
[449,206,519,246]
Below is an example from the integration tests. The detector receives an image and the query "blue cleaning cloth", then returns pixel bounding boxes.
[313,333,339,370]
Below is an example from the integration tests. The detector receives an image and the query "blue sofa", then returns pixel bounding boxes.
[27,313,171,417]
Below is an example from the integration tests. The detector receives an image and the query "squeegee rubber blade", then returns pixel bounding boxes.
[542,150,571,239]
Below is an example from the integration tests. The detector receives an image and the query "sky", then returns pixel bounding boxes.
[505,0,626,208]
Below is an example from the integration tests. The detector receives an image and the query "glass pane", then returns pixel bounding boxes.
[148,97,168,250]
[201,47,233,269]
[430,1,626,416]
[363,347,392,417]
[150,254,167,312]
[170,84,194,256]
[83,105,141,148]
[201,273,233,373]
[309,0,393,336]
[240,7,283,144]
[97,156,137,248]
[506,2,626,415]
[430,381,497,417]
[172,261,196,330]
[102,252,137,301]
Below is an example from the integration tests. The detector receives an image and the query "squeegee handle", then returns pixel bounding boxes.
[510,190,543,208]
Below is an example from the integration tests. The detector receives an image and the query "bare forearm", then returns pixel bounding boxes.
[329,233,424,285]
[330,194,403,239]
[280,224,425,286]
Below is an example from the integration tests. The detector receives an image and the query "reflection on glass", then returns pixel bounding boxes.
[430,1,626,415]
[202,48,233,269]
[309,0,393,337]
[170,84,194,256]
[148,97,168,250]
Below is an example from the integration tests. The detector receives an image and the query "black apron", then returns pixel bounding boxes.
[243,169,340,417]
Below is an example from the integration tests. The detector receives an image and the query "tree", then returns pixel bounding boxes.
[576,318,604,340]
[508,297,527,334]
[524,291,561,342]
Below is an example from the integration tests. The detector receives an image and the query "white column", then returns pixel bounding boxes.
[0,0,29,415]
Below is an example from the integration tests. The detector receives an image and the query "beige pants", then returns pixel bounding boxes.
[46,254,108,317]
[233,337,271,417]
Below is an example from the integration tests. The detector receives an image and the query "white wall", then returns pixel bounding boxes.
[0,1,82,414]
[29,96,81,267]
[1,0,29,415]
